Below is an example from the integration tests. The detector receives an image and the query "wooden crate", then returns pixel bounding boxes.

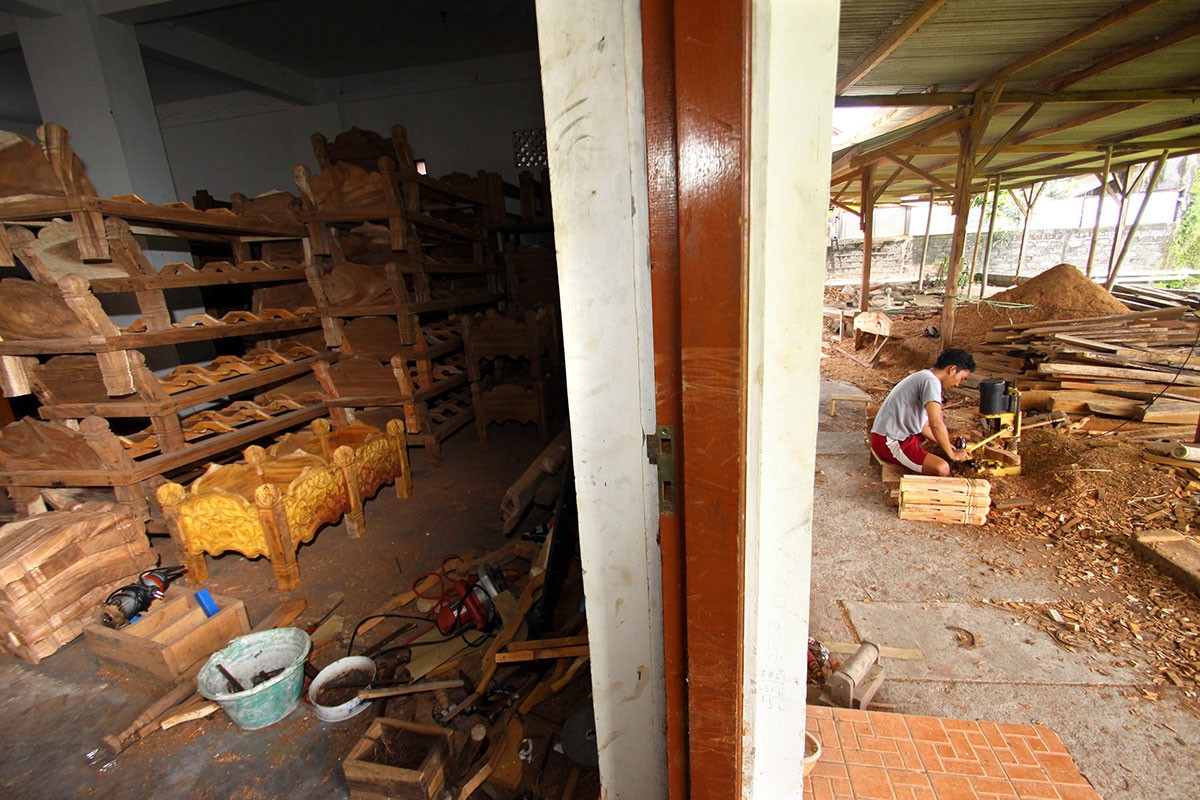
[83,592,249,683]
[0,503,155,664]
[343,717,454,800]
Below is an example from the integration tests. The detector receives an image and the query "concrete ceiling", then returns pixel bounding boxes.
[0,0,538,125]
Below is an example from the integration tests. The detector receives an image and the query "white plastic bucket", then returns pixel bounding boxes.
[197,627,311,731]
[308,656,376,722]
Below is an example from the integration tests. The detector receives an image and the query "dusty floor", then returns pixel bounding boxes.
[813,380,1200,800]
[0,417,570,800]
[4,357,1200,798]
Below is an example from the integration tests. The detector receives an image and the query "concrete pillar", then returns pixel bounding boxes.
[742,1,836,796]
[18,0,177,203]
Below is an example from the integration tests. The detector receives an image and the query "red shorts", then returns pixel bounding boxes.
[870,432,928,472]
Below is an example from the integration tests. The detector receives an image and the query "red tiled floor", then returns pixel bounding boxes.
[802,707,1102,800]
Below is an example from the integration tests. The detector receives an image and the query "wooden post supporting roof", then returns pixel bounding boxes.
[856,164,875,348]
[966,177,990,299]
[980,176,1001,295]
[918,189,934,292]
[940,131,974,350]
[1086,147,1114,278]
[1106,149,1170,290]
[1107,166,1134,280]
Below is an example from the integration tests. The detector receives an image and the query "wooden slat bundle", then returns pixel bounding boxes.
[0,502,155,664]
[897,476,991,525]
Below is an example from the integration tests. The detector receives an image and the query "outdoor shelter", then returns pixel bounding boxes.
[831,0,1200,348]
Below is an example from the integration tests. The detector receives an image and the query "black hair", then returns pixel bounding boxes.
[934,348,975,372]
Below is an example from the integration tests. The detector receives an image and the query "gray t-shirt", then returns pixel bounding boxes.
[871,369,943,440]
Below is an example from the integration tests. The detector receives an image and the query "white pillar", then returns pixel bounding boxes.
[534,2,666,799]
[743,1,838,798]
[18,1,177,203]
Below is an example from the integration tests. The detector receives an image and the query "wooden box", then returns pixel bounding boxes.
[0,503,156,664]
[343,717,454,800]
[84,592,249,683]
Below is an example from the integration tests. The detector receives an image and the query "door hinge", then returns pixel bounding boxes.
[646,423,676,514]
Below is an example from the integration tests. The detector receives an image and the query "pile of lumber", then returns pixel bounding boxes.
[896,475,991,525]
[0,503,156,664]
[1111,283,1200,311]
[972,307,1200,432]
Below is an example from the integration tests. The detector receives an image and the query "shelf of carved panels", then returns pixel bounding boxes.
[0,216,325,523]
[0,123,307,267]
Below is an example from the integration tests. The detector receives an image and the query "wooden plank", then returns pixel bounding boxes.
[1140,400,1200,425]
[1038,362,1200,386]
[493,644,590,664]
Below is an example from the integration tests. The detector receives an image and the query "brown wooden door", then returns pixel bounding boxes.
[642,1,751,797]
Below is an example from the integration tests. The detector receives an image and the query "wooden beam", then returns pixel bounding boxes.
[1086,147,1113,278]
[967,0,1168,90]
[918,190,935,291]
[1048,16,1200,92]
[837,0,949,93]
[882,153,954,193]
[1012,182,1044,280]
[835,85,1200,107]
[941,122,977,350]
[873,164,905,203]
[831,199,861,217]
[1107,166,1134,281]
[966,177,990,299]
[1106,150,1170,289]
[856,164,876,349]
[976,103,1043,170]
[980,175,1001,294]
[831,111,968,180]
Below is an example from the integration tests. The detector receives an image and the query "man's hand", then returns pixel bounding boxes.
[949,447,972,462]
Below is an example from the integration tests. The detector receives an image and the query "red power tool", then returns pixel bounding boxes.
[435,568,505,635]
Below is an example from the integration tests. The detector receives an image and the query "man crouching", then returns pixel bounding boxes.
[869,348,975,476]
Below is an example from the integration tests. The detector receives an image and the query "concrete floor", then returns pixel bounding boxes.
[5,392,1199,799]
[811,383,1200,800]
[0,418,548,800]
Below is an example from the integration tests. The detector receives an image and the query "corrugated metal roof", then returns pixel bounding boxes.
[833,0,1200,205]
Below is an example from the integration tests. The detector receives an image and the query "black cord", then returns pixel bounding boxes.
[345,613,442,657]
[345,612,494,657]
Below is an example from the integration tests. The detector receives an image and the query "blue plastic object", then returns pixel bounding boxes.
[194,589,219,618]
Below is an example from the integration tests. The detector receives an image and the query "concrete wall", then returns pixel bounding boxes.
[156,51,546,202]
[827,222,1178,283]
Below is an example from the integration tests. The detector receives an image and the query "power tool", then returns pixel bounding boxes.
[94,565,186,629]
[961,378,1023,476]
[435,568,505,636]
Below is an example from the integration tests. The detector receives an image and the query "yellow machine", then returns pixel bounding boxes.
[964,379,1022,476]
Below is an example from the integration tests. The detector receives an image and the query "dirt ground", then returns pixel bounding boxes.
[817,275,1200,798]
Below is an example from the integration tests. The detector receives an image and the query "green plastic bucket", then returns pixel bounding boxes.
[197,627,311,731]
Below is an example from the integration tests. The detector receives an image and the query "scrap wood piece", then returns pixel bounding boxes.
[357,678,465,701]
[502,428,570,533]
[494,643,589,664]
[517,655,590,716]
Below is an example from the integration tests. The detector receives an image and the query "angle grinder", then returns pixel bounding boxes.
[93,565,186,629]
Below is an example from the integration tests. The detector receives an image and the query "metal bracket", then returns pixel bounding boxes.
[646,424,676,514]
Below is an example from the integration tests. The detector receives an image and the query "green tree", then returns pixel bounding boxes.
[1170,170,1200,270]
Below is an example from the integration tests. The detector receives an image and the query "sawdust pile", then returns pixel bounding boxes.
[952,263,1130,349]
